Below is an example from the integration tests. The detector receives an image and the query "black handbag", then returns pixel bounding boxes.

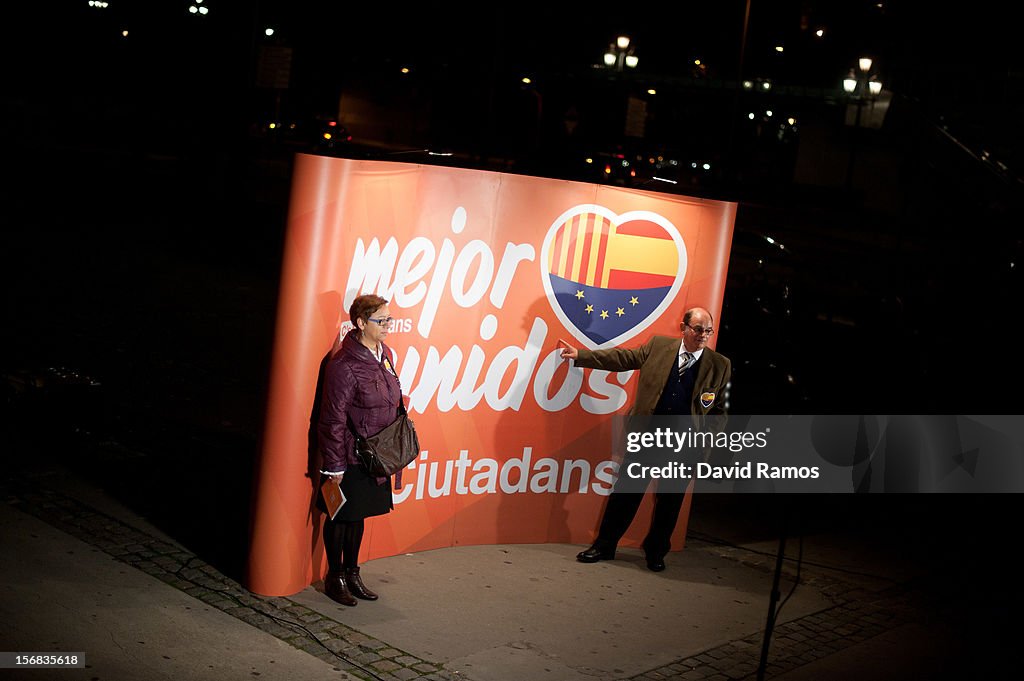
[352,401,420,479]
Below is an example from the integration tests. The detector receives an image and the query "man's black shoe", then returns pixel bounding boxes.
[646,557,666,572]
[577,546,615,563]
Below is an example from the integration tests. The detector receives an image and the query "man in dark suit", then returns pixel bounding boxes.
[557,306,731,571]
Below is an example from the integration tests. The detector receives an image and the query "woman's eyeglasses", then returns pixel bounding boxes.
[367,317,393,326]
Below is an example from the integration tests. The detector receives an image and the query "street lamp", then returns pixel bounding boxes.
[842,56,882,190]
[603,35,638,72]
[843,57,882,124]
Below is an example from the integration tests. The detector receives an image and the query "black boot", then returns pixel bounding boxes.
[344,567,378,601]
[324,571,357,606]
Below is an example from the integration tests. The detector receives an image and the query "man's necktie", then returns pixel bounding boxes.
[679,351,694,375]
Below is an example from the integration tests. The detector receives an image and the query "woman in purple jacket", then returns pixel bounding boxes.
[317,294,401,606]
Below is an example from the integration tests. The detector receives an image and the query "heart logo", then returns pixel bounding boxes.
[541,204,687,349]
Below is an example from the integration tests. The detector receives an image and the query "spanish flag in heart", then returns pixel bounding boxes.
[541,205,688,349]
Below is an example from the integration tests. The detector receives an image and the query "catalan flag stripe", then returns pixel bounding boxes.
[584,216,604,286]
[570,214,587,282]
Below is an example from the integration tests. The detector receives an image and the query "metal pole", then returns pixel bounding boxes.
[756,503,789,681]
[845,95,864,191]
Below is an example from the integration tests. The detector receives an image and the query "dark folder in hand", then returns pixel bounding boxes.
[320,477,347,520]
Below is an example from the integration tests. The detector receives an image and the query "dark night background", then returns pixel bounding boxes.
[2,3,1023,660]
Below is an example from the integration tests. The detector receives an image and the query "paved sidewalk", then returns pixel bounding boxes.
[4,464,992,681]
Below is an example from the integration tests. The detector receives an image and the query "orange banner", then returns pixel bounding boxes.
[246,155,737,596]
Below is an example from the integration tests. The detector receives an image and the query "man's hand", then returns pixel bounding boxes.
[557,338,578,360]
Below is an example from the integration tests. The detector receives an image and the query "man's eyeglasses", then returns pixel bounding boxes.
[367,317,393,326]
[685,324,714,336]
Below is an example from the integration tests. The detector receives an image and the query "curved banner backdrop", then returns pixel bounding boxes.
[247,154,737,596]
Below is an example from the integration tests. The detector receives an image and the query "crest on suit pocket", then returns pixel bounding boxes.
[699,391,716,409]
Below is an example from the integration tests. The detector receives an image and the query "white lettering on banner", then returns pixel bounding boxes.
[346,237,398,300]
[398,316,631,414]
[344,208,536,337]
[393,237,435,307]
[342,206,641,415]
[391,448,619,504]
[582,370,633,415]
[451,240,493,306]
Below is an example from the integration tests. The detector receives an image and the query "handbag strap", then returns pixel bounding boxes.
[346,412,366,441]
[346,401,406,440]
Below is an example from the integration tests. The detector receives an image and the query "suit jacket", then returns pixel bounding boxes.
[574,335,731,430]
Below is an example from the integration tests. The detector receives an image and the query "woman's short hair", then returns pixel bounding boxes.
[350,294,389,327]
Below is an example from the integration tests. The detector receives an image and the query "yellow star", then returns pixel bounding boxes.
[585,304,594,314]
[575,290,585,299]
[600,310,609,319]
[629,296,639,306]
[616,307,625,317]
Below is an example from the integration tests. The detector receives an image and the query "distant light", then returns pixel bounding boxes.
[269,122,277,129]
[748,112,756,120]
[121,30,129,38]
[603,53,616,66]
[647,88,656,95]
[691,162,698,168]
[522,77,532,84]
[742,80,753,90]
[604,165,612,175]
[775,45,784,53]
[323,133,332,141]
[868,80,882,95]
[843,77,857,93]
[765,110,773,117]
[327,121,337,127]
[859,57,873,73]
[616,36,631,49]
[702,163,711,171]
[761,81,771,90]
[400,67,410,74]
[625,55,638,68]
[265,28,275,37]
[765,236,776,244]
[652,176,678,185]
[815,28,825,38]
[88,1,110,7]
[787,117,796,126]
[427,151,454,157]
[585,157,594,164]
[200,6,208,14]
[694,59,701,66]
